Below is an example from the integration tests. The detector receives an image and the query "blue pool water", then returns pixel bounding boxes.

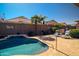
[0,36,48,56]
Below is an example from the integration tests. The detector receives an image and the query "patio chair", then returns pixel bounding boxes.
[64,30,71,39]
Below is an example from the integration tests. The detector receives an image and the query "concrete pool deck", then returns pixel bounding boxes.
[31,35,79,56]
[1,35,79,56]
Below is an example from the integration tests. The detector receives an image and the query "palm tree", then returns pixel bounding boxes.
[38,15,47,24]
[31,15,47,24]
[31,15,47,35]
[31,15,38,24]
[31,15,38,35]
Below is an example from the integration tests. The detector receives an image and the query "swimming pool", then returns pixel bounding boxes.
[0,36,48,56]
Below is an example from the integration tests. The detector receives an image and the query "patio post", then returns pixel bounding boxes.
[56,35,57,50]
[55,30,58,50]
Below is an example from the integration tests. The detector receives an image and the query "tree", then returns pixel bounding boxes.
[31,15,39,24]
[31,15,47,24]
[31,15,47,35]
[54,23,66,29]
[38,15,47,24]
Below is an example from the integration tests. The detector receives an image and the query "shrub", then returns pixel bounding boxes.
[52,27,58,30]
[54,23,65,29]
[48,28,56,34]
[41,30,48,35]
[69,29,79,38]
[27,31,36,36]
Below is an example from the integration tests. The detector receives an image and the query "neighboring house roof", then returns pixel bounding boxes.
[0,19,4,22]
[46,20,57,26]
[0,16,31,24]
[7,16,31,24]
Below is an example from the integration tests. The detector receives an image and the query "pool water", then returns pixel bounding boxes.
[0,36,48,56]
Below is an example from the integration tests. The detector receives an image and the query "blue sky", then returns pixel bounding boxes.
[0,3,79,24]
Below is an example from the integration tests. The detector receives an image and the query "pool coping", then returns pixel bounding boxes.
[0,35,49,56]
[0,34,29,41]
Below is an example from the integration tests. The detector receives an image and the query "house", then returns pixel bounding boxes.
[0,16,51,36]
[75,20,79,29]
[46,20,57,26]
[8,16,31,24]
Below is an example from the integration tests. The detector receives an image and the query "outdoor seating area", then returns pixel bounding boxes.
[0,3,79,56]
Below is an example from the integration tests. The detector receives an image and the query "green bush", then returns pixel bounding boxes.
[49,27,56,34]
[27,31,36,36]
[69,29,79,38]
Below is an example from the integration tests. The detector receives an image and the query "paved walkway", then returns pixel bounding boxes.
[31,35,79,56]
